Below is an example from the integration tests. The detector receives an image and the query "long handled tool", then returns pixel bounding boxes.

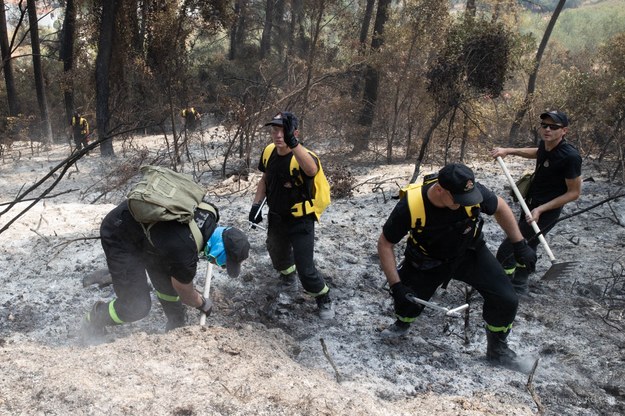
[248,197,267,231]
[496,156,576,280]
[406,294,469,318]
[199,262,213,326]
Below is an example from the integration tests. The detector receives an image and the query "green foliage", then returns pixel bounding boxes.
[520,0,625,53]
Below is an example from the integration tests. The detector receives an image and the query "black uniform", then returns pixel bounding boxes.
[258,147,327,295]
[99,201,216,325]
[383,182,518,329]
[497,139,582,268]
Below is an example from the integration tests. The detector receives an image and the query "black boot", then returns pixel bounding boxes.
[486,329,517,366]
[159,299,187,331]
[81,301,114,339]
[511,267,529,296]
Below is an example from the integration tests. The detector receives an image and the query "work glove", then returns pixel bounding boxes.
[512,239,537,273]
[281,112,299,149]
[248,203,263,224]
[196,295,213,317]
[390,282,414,308]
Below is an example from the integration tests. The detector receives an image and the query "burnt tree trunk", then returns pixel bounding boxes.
[0,0,19,115]
[96,0,121,157]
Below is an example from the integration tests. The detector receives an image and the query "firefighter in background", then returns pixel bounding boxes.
[181,107,201,132]
[71,112,90,150]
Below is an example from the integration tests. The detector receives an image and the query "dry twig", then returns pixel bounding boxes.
[526,358,544,415]
[46,236,100,265]
[319,338,342,383]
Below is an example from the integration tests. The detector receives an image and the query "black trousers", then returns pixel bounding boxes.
[266,213,326,295]
[397,243,518,329]
[74,134,88,150]
[99,202,182,324]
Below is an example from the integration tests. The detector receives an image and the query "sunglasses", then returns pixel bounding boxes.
[540,123,563,131]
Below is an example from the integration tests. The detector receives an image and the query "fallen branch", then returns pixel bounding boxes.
[351,175,396,192]
[548,192,625,229]
[0,189,79,207]
[46,236,101,265]
[526,358,544,415]
[0,125,159,235]
[319,338,342,383]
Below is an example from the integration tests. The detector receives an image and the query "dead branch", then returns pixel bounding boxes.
[30,228,50,243]
[526,358,544,415]
[351,175,406,193]
[522,192,625,246]
[0,188,79,207]
[550,191,625,228]
[319,338,342,384]
[607,200,625,227]
[46,236,101,265]
[0,126,155,235]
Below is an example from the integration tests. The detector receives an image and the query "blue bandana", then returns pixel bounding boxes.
[204,226,228,267]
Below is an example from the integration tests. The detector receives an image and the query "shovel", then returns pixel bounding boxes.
[496,156,576,280]
[405,293,469,318]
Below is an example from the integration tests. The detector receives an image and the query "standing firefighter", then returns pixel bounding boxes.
[71,112,90,150]
[377,163,536,368]
[248,111,334,319]
[181,107,200,132]
[81,167,250,339]
[491,110,582,295]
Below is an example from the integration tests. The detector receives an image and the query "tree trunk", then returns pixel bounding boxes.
[410,107,453,183]
[466,0,476,18]
[299,0,325,130]
[274,0,286,61]
[460,111,469,162]
[229,0,249,61]
[27,0,53,145]
[60,0,76,124]
[350,0,375,98]
[0,0,19,115]
[508,0,566,144]
[228,0,242,60]
[260,0,274,59]
[358,0,375,52]
[356,0,391,150]
[285,0,302,70]
[96,0,121,157]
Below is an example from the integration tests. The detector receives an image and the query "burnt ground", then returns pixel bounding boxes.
[1,132,625,415]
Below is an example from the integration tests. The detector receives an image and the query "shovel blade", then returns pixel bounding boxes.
[541,261,578,281]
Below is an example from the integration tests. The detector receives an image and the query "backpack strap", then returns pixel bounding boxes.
[262,143,277,168]
[192,201,219,253]
[189,220,204,253]
[406,178,481,251]
[288,145,324,219]
[405,174,439,230]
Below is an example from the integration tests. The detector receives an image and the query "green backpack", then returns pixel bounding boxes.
[127,165,217,252]
[261,143,331,221]
[510,172,534,202]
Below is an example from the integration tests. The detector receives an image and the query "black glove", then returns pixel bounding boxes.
[512,239,537,273]
[248,203,263,224]
[281,112,299,149]
[196,295,213,317]
[390,282,414,307]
